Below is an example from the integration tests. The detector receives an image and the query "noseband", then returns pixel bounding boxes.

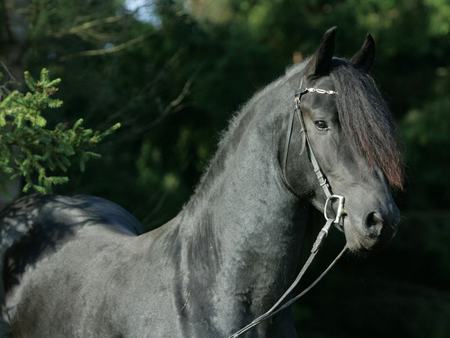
[228,84,348,338]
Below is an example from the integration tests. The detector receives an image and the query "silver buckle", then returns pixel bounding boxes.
[324,195,345,224]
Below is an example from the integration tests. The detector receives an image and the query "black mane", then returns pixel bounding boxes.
[330,59,404,189]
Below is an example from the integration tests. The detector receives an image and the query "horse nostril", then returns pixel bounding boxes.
[365,211,384,229]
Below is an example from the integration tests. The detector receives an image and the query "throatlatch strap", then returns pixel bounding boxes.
[281,101,302,196]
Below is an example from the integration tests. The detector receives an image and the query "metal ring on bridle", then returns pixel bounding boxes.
[324,194,345,224]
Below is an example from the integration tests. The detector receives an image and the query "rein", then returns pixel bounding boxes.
[228,85,348,338]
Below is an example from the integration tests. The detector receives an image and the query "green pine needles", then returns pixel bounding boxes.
[0,68,120,193]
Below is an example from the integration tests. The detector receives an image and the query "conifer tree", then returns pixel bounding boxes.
[0,68,119,194]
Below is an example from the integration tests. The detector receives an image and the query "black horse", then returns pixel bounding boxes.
[0,27,403,337]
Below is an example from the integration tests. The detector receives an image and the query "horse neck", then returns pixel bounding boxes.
[179,92,308,317]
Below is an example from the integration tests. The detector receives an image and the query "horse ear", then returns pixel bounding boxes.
[305,26,337,78]
[351,34,375,72]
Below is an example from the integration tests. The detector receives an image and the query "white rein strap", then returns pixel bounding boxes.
[228,87,347,338]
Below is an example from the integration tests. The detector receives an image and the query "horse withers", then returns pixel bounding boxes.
[0,27,402,337]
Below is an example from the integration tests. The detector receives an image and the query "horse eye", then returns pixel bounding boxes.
[314,120,329,130]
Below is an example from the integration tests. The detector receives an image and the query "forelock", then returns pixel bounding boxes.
[329,59,404,189]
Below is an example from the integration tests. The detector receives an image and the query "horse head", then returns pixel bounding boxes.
[283,27,403,252]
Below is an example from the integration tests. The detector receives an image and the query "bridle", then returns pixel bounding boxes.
[228,82,348,338]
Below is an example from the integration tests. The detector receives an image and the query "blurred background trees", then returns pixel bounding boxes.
[1,0,449,337]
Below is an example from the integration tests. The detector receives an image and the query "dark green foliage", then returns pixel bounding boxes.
[0,68,120,193]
